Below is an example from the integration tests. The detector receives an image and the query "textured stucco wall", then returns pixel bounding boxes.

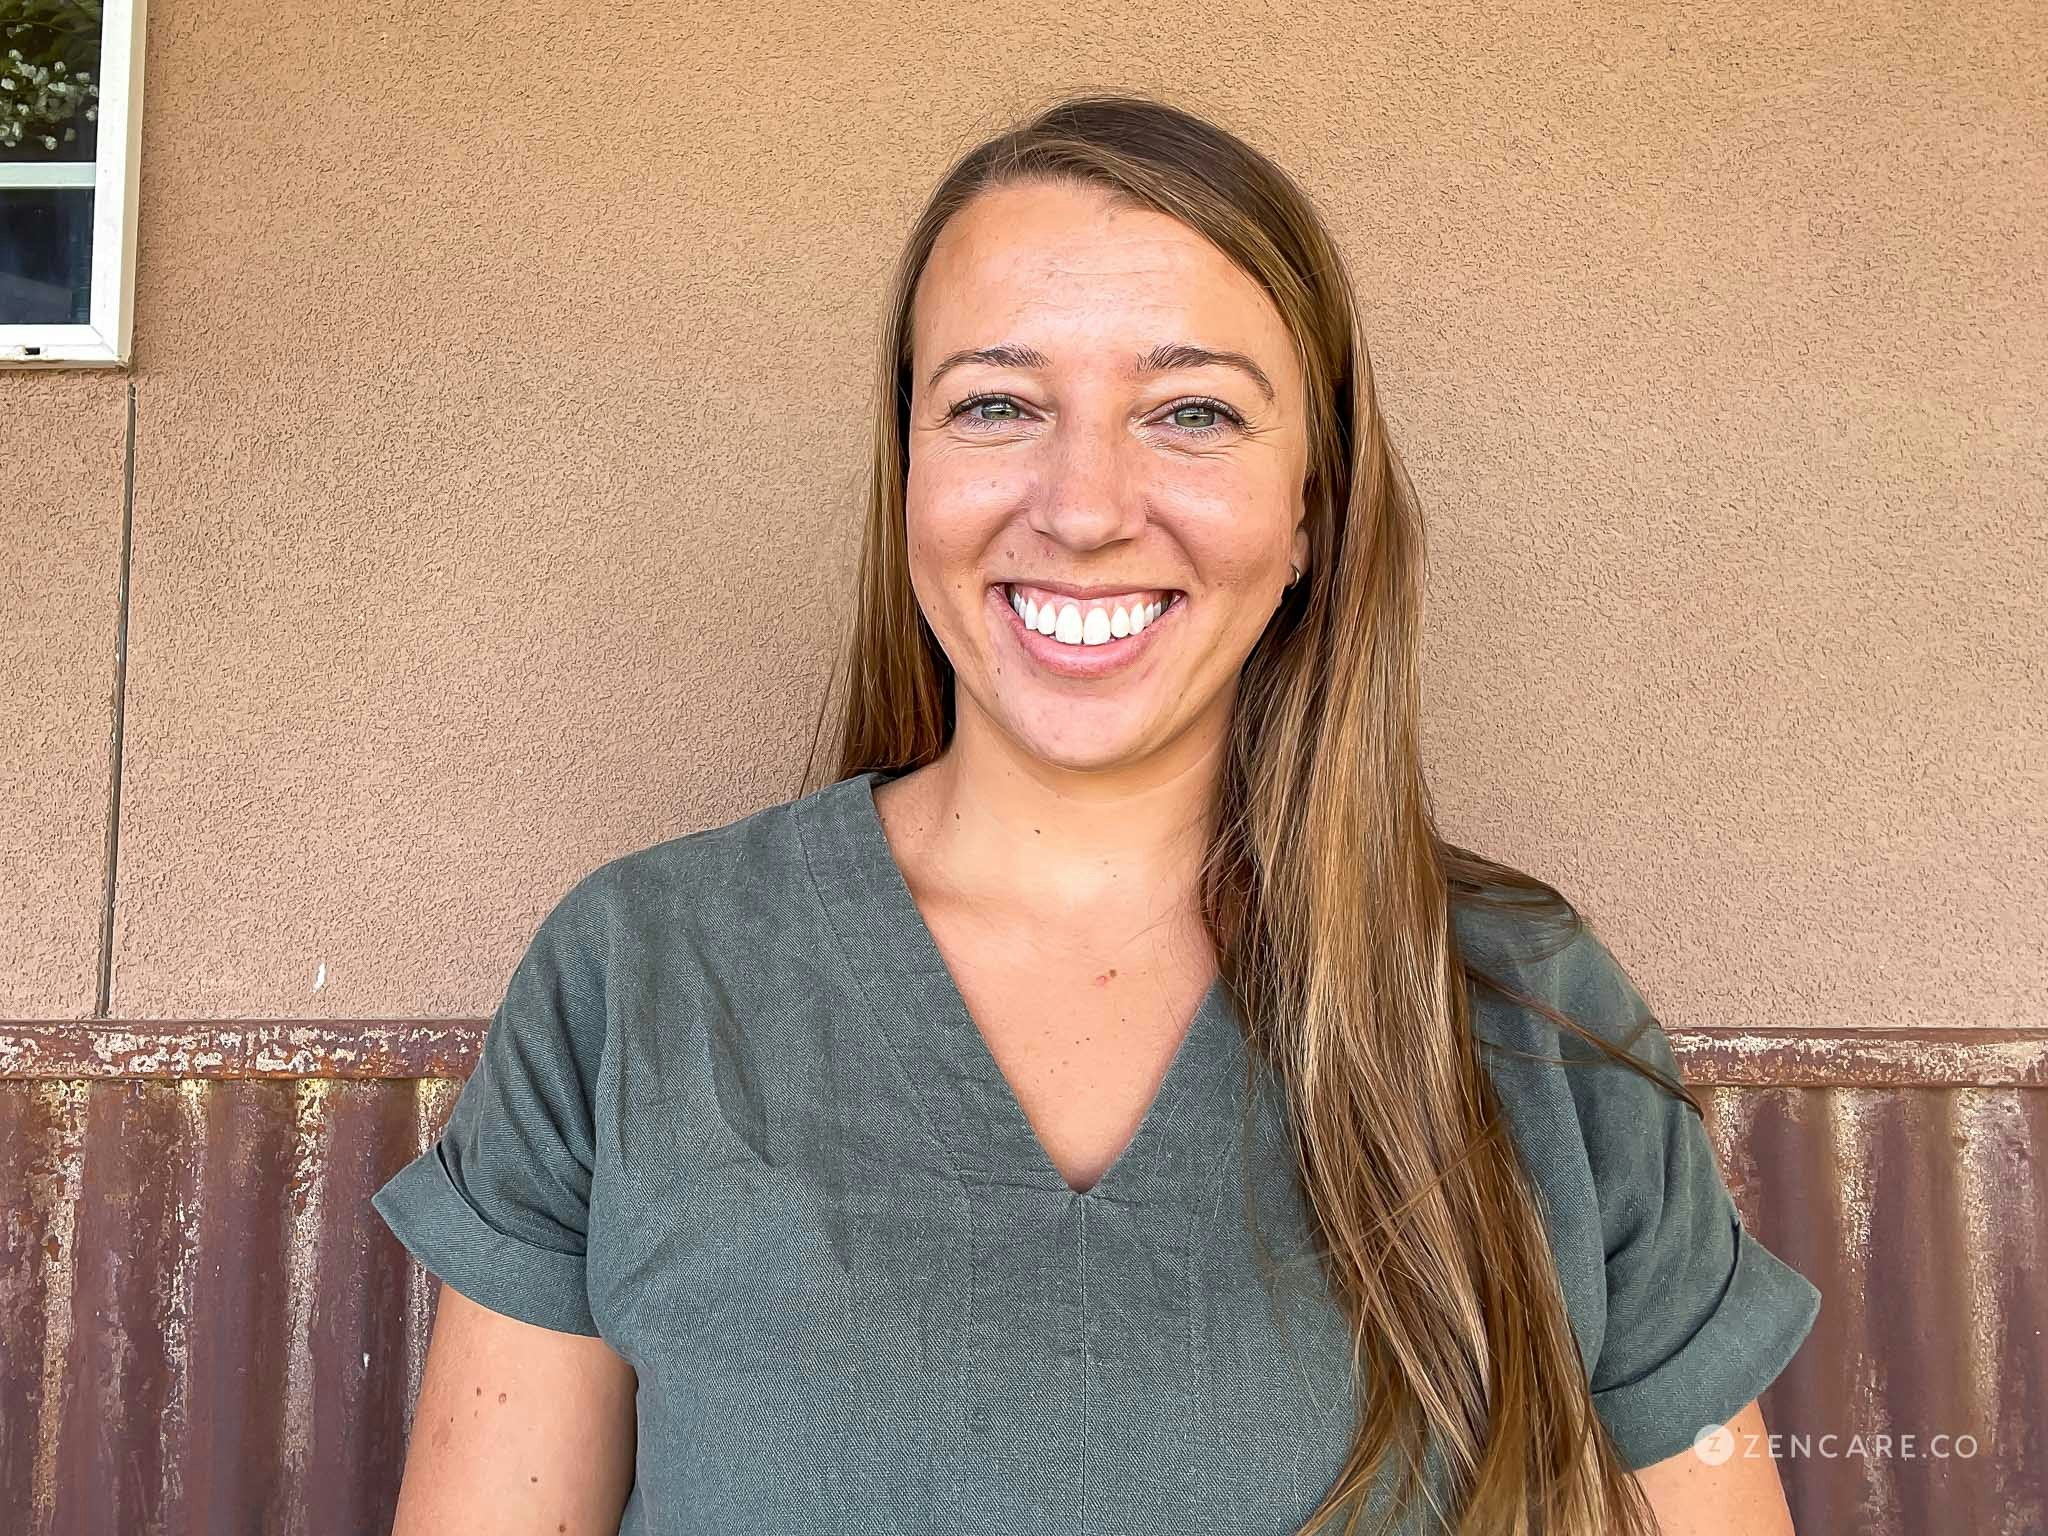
[2,2,2042,1029]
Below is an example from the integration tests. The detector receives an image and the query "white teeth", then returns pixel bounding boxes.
[1007,587,1174,647]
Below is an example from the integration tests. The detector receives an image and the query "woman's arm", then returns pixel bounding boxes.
[388,1281,638,1536]
[1632,1397,1799,1536]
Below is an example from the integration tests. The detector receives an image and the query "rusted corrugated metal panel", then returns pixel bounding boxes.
[0,1074,456,1536]
[1697,1083,2047,1536]
[0,1028,2041,1534]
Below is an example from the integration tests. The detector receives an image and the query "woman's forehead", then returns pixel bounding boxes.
[914,185,1295,391]
[927,183,1250,305]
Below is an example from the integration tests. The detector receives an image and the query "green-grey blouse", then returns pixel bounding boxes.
[372,768,1820,1533]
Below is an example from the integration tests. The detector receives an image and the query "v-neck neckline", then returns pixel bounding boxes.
[797,767,1239,1204]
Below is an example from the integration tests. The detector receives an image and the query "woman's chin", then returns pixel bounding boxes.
[993,705,1160,773]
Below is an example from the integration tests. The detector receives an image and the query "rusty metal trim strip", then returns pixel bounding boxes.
[0,1021,483,1080]
[1668,1026,2048,1087]
[3,1020,2046,1086]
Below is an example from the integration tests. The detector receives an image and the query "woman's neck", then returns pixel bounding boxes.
[877,724,1224,936]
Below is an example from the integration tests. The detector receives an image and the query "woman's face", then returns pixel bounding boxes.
[905,178,1311,777]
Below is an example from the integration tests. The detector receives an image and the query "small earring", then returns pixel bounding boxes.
[1288,562,1302,589]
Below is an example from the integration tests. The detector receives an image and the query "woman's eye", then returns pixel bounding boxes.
[943,393,1245,439]
[947,394,1024,426]
[1166,400,1243,436]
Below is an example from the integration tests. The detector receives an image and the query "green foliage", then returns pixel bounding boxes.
[2,0,103,155]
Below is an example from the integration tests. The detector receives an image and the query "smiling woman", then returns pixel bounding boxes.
[901,177,1312,767]
[373,91,1821,1536]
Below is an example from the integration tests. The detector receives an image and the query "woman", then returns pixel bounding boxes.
[373,93,1821,1535]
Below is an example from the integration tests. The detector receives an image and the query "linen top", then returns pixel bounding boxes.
[371,768,1822,1534]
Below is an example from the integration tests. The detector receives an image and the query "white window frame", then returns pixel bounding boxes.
[0,0,148,367]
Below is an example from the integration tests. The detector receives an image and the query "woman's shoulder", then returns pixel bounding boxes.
[544,779,828,949]
[1450,879,1661,1066]
[1447,878,1823,1470]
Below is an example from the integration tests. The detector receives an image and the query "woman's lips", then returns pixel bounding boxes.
[989,583,1185,680]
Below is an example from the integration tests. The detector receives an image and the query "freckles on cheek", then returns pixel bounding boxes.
[1206,540,1281,593]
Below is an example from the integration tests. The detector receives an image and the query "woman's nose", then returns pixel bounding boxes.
[1027,411,1151,548]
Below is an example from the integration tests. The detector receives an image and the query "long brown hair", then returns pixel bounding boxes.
[799,90,1697,1535]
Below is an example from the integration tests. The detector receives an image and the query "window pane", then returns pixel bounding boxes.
[2,1,103,322]
[1,187,95,321]
[2,1,102,163]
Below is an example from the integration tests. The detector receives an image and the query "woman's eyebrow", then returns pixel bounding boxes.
[926,341,1276,404]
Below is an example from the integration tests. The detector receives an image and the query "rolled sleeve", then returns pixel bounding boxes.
[1592,1206,1821,1468]
[1545,924,1823,1470]
[371,875,613,1338]
[372,1138,598,1335]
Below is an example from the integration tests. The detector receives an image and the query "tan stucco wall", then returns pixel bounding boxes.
[3,4,2041,1028]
